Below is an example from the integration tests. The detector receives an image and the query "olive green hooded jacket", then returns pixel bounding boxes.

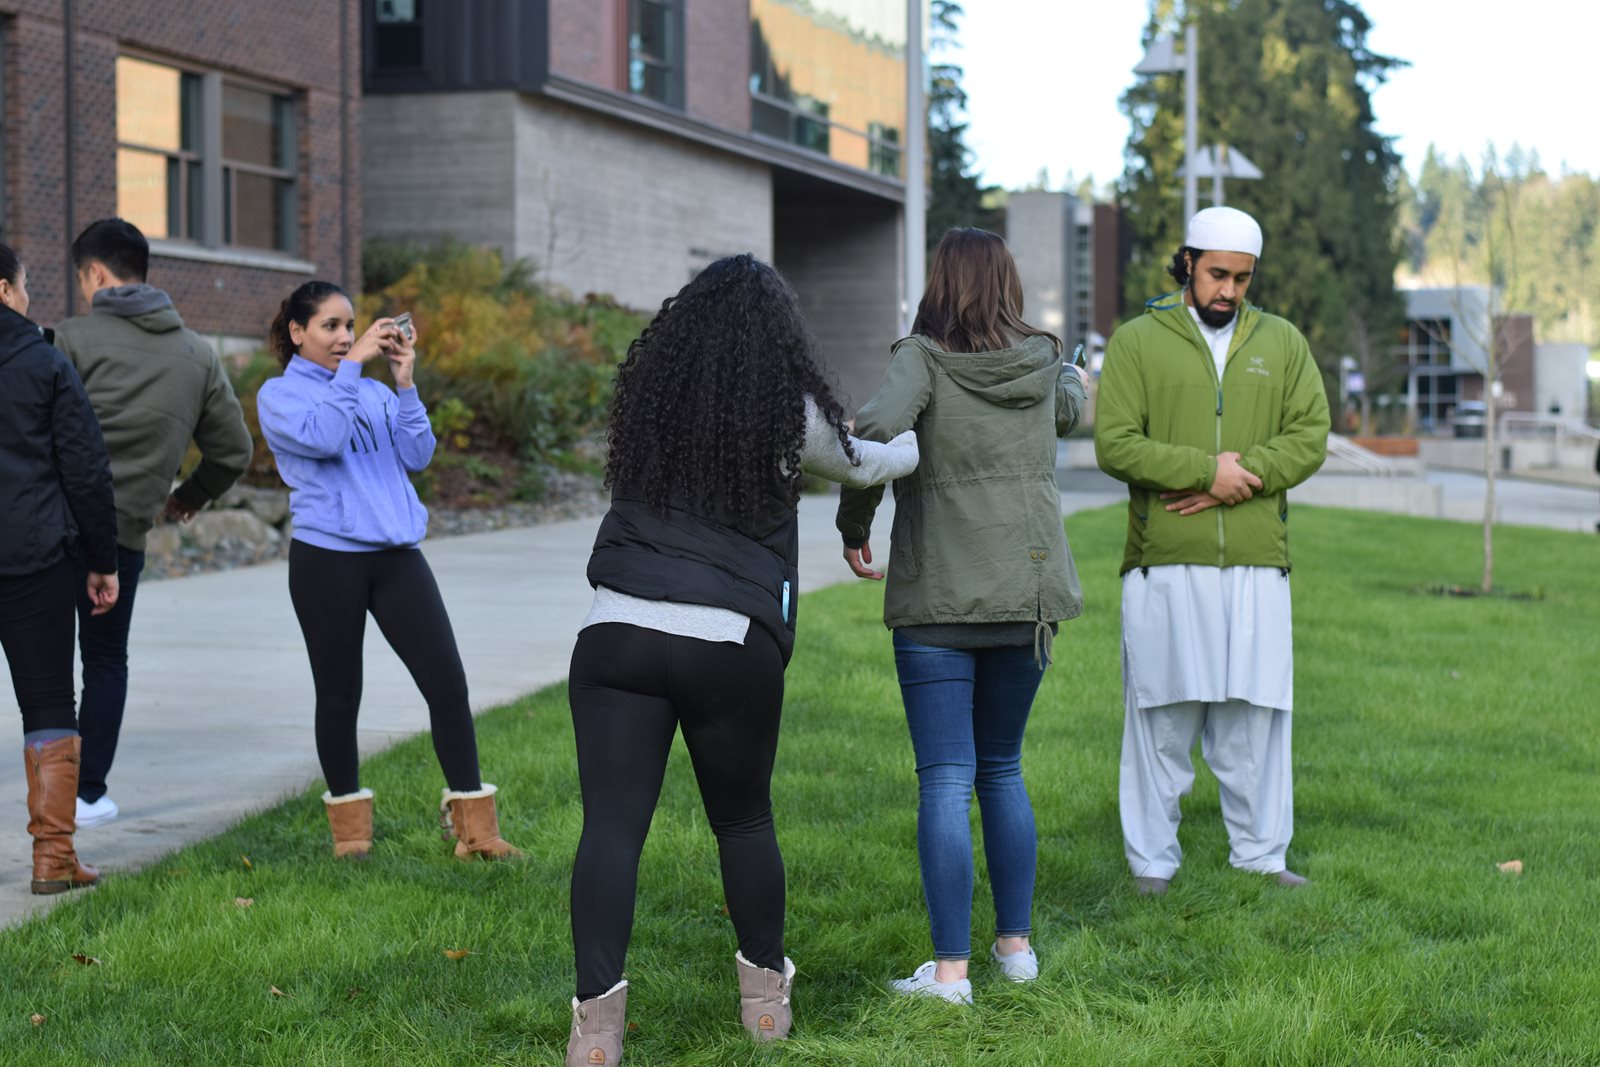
[837,333,1087,634]
[1094,295,1330,575]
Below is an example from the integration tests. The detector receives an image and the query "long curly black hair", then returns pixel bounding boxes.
[604,254,855,530]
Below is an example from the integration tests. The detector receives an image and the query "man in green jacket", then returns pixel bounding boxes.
[54,218,253,828]
[1095,206,1329,895]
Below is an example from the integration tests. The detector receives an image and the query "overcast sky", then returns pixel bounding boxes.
[958,0,1600,192]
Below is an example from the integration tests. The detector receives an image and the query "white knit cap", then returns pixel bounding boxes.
[1184,206,1263,258]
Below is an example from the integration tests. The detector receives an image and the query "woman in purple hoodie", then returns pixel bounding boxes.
[258,280,519,863]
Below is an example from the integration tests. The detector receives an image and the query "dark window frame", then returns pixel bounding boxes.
[627,0,683,108]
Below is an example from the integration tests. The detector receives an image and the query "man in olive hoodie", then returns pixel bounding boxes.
[1095,207,1328,895]
[54,218,253,827]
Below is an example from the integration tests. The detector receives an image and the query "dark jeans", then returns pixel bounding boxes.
[568,622,786,1000]
[287,540,481,796]
[893,633,1046,960]
[1,558,79,736]
[74,546,144,801]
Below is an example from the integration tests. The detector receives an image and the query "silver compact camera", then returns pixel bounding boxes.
[392,311,414,342]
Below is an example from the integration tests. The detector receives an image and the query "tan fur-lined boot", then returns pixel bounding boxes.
[565,980,628,1067]
[25,737,99,895]
[735,951,795,1041]
[322,788,374,860]
[439,784,523,860]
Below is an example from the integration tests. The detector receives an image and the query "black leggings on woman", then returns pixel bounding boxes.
[287,541,480,796]
[0,558,78,735]
[569,622,786,1000]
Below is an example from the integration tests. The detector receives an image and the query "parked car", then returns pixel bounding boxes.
[1451,400,1487,438]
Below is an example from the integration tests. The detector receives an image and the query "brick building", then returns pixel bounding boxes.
[1,0,361,350]
[362,0,910,410]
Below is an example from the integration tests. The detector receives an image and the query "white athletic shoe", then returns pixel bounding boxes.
[890,961,973,1005]
[75,795,119,828]
[990,943,1039,982]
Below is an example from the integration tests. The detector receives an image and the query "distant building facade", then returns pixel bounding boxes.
[1,0,361,348]
[1005,190,1123,366]
[1395,287,1536,432]
[361,0,910,409]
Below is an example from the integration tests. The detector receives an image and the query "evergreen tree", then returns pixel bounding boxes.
[1118,0,1407,384]
[925,0,997,248]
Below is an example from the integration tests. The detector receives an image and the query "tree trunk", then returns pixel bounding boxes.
[1481,392,1496,593]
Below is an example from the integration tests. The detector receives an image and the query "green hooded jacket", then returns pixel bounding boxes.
[1094,294,1330,575]
[836,333,1087,631]
[55,287,252,552]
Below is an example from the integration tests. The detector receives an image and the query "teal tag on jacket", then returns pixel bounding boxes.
[781,580,791,622]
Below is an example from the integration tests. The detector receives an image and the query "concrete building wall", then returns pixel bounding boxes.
[774,192,902,413]
[362,93,518,257]
[2,0,360,333]
[1007,192,1067,339]
[1535,343,1592,418]
[511,97,772,308]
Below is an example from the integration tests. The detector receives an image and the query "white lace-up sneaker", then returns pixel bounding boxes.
[990,942,1039,982]
[75,795,119,828]
[890,961,973,1005]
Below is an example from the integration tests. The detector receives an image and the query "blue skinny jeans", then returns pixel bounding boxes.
[893,633,1046,961]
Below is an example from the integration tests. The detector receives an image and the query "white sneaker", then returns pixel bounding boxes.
[76,795,119,828]
[990,943,1039,982]
[889,961,973,1005]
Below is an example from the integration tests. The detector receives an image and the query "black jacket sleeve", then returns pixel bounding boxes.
[50,353,119,573]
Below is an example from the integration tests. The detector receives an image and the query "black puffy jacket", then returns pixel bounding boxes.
[0,304,117,576]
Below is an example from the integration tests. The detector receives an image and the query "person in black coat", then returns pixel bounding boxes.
[0,241,120,894]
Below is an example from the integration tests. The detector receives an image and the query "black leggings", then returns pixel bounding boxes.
[0,558,78,735]
[569,622,786,1000]
[287,541,480,795]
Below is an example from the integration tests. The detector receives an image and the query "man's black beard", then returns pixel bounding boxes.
[1194,300,1238,329]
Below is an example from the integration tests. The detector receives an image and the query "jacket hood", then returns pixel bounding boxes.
[0,303,48,369]
[903,333,1062,409]
[92,285,184,333]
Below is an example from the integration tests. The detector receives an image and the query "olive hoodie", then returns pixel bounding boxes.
[837,333,1086,633]
[55,286,252,552]
[1094,294,1330,575]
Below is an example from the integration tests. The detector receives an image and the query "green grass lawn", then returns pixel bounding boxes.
[4,506,1599,1065]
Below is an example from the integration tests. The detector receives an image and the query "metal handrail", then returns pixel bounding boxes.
[1325,434,1396,476]
[1499,412,1600,445]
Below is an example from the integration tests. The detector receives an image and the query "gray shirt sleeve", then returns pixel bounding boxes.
[798,396,918,489]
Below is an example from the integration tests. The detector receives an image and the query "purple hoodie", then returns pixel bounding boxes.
[257,356,435,551]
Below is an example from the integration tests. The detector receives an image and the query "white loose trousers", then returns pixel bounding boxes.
[1119,565,1295,879]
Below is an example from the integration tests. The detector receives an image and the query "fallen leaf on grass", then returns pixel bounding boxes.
[234,897,254,908]
[71,954,101,966]
[346,987,364,1000]
[240,855,253,870]
[269,985,293,999]
[1497,859,1523,875]
[30,1014,45,1027]
[443,949,471,960]
[627,1023,639,1033]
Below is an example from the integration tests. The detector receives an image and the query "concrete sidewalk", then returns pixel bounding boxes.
[2,492,924,926]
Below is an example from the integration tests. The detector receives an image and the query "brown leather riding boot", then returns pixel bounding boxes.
[25,736,99,895]
[439,784,523,860]
[735,952,795,1041]
[322,789,375,860]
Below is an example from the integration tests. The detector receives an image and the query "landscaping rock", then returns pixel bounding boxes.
[144,524,183,557]
[218,485,291,526]
[188,510,281,550]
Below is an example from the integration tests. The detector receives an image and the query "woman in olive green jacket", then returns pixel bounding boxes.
[837,228,1086,1003]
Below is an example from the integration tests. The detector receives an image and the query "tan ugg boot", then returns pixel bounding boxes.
[565,980,627,1067]
[735,951,795,1041]
[439,784,523,860]
[322,788,374,860]
[25,737,99,895]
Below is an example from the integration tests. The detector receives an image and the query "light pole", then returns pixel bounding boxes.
[1180,143,1264,206]
[904,0,926,334]
[1134,23,1198,224]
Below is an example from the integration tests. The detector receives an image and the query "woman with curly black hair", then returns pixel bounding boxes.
[563,254,917,1065]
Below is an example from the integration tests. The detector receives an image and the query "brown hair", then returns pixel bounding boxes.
[911,228,1061,354]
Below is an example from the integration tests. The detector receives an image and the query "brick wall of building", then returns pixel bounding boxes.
[685,0,749,132]
[0,0,359,339]
[548,0,622,91]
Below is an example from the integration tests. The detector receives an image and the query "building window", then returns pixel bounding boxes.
[628,0,682,107]
[116,56,299,255]
[115,57,204,242]
[867,122,901,179]
[374,0,424,70]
